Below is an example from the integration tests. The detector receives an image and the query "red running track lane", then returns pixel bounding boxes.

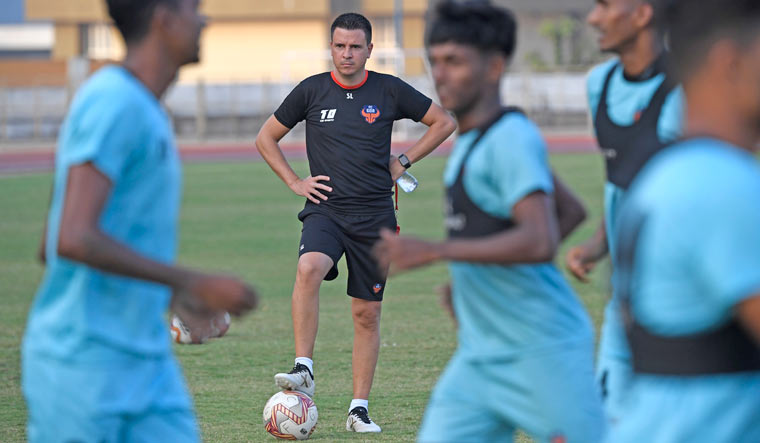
[0,135,597,175]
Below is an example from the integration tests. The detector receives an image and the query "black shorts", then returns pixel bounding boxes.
[297,203,397,301]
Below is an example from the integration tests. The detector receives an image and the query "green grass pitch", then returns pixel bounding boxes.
[0,153,611,442]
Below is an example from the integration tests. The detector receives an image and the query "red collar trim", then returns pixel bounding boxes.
[331,70,368,90]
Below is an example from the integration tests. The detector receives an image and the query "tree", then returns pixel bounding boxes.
[539,16,576,67]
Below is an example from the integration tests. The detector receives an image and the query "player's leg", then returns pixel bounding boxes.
[345,289,383,432]
[345,297,383,431]
[350,298,381,400]
[275,252,332,396]
[418,355,516,442]
[276,211,342,396]
[292,252,334,359]
[342,211,395,432]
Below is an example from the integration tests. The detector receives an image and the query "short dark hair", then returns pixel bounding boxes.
[426,0,517,58]
[665,0,760,81]
[106,0,179,44]
[331,12,372,45]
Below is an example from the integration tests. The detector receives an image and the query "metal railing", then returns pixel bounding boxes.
[0,71,592,146]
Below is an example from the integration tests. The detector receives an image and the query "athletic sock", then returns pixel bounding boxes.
[349,398,369,413]
[294,357,313,376]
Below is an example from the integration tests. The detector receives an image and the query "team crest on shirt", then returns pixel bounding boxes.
[373,283,383,293]
[602,147,617,159]
[361,105,380,124]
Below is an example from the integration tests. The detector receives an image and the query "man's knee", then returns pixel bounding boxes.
[296,253,333,284]
[352,301,382,331]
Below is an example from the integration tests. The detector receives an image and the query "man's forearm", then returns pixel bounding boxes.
[435,194,559,265]
[586,219,610,259]
[58,227,192,289]
[434,223,558,265]
[403,121,453,163]
[400,106,456,164]
[255,136,300,188]
[552,174,587,241]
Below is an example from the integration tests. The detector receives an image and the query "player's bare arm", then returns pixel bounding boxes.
[565,219,609,283]
[389,103,456,180]
[552,172,587,241]
[737,295,760,344]
[436,282,457,326]
[375,191,559,274]
[57,162,259,316]
[255,115,333,204]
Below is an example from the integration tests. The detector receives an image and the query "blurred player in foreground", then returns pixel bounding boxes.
[564,0,684,425]
[255,12,455,432]
[22,0,258,441]
[610,0,760,441]
[374,1,604,441]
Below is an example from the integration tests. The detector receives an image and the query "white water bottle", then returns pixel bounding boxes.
[396,171,418,193]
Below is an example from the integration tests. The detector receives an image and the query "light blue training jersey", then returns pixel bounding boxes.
[610,138,760,443]
[23,65,182,362]
[443,112,594,359]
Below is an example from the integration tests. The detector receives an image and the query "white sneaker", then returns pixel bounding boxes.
[274,363,315,397]
[346,407,382,433]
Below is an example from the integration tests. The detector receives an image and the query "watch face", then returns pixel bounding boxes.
[399,154,411,168]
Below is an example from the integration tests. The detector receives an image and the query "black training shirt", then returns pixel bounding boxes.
[274,70,432,213]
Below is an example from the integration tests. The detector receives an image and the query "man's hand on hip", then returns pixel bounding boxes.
[289,175,332,204]
[389,155,407,181]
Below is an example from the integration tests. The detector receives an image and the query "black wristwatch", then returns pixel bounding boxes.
[398,153,412,169]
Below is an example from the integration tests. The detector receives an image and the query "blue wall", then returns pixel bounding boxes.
[0,0,25,24]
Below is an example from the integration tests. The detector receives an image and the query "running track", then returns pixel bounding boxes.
[0,135,597,175]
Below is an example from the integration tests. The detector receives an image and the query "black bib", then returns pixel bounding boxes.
[616,211,760,376]
[594,60,676,190]
[445,108,522,239]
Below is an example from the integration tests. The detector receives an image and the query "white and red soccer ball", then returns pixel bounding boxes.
[263,390,318,440]
[170,311,231,344]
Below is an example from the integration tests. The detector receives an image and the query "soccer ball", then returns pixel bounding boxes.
[212,311,232,338]
[170,315,193,344]
[170,312,231,344]
[263,391,318,440]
